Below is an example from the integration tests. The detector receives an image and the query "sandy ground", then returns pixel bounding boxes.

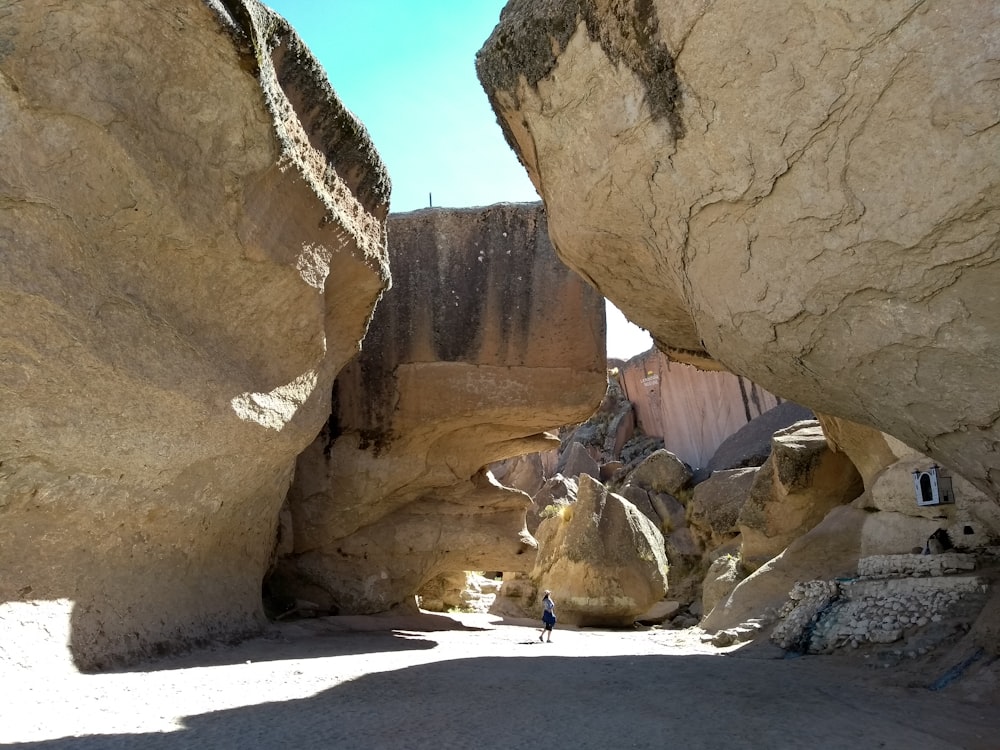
[2,613,998,749]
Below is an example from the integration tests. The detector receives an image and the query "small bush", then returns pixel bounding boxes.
[540,498,574,521]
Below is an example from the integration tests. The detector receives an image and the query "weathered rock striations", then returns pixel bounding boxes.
[618,350,782,470]
[477,0,1000,501]
[271,203,607,614]
[0,0,389,669]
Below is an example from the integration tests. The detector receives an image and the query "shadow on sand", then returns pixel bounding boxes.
[8,648,997,750]
[109,612,490,672]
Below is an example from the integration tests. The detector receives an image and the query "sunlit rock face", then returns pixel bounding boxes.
[271,203,607,614]
[477,0,1000,501]
[533,475,669,627]
[617,349,782,470]
[0,0,389,668]
[820,416,1000,558]
[738,421,864,571]
[702,417,1000,633]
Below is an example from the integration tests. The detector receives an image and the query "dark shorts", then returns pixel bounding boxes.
[542,612,556,629]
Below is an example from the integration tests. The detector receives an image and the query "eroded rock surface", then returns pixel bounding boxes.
[810,418,1000,556]
[704,402,816,480]
[687,468,756,552]
[623,449,692,497]
[739,421,864,570]
[271,203,607,614]
[703,506,868,631]
[0,1,390,668]
[703,420,1000,633]
[477,0,1000,501]
[618,351,781,470]
[702,554,745,617]
[531,475,669,626]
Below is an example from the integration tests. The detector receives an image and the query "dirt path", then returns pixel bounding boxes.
[2,613,997,749]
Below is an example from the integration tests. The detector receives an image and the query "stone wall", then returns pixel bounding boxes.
[858,554,978,579]
[771,556,989,657]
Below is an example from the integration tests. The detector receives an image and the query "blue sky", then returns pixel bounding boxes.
[265,0,653,359]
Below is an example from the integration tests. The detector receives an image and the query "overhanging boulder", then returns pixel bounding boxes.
[477,0,1000,503]
[0,0,389,668]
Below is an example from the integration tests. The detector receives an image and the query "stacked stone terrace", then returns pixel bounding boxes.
[857,553,978,578]
[768,553,989,659]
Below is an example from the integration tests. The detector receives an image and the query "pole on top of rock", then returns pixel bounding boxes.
[429,192,433,208]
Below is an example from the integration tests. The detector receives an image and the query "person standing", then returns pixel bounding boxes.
[539,590,556,642]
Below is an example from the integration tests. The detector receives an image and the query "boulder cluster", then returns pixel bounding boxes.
[489,373,866,628]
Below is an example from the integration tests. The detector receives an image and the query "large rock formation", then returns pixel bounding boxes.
[554,371,667,480]
[477,1,1000,501]
[618,350,781,470]
[738,421,864,570]
[490,452,553,498]
[703,506,868,632]
[618,451,701,601]
[532,475,669,626]
[269,203,607,614]
[0,0,389,669]
[703,401,816,479]
[622,448,692,499]
[820,418,1000,557]
[687,469,756,553]
[703,418,1000,634]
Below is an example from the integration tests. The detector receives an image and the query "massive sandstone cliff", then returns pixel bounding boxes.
[618,349,781,470]
[0,1,389,668]
[269,203,607,615]
[476,0,1000,502]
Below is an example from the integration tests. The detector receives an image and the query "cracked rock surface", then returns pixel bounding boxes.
[477,0,1000,500]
